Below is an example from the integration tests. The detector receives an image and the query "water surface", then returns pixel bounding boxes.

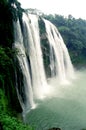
[25,70,86,130]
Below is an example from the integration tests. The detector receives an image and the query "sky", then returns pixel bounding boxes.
[18,0,86,20]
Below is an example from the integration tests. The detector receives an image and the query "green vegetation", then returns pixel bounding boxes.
[0,0,86,128]
[0,88,33,130]
[0,0,23,113]
[0,0,33,129]
[43,14,86,67]
[0,113,33,130]
[0,46,21,114]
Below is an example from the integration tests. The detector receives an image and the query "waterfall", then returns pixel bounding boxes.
[43,19,74,81]
[13,13,74,114]
[13,20,35,113]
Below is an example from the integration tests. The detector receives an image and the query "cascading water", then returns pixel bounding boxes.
[14,20,35,113]
[13,12,74,116]
[22,14,49,99]
[43,19,74,81]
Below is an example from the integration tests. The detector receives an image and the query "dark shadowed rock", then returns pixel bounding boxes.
[0,122,3,130]
[48,127,61,130]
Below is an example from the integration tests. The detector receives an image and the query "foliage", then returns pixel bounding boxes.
[0,47,33,127]
[0,88,33,130]
[0,1,33,129]
[0,88,8,113]
[0,46,22,113]
[0,113,34,130]
[43,14,86,67]
[0,0,24,113]
[0,0,86,128]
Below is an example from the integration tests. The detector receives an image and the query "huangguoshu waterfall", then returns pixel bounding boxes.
[13,12,74,115]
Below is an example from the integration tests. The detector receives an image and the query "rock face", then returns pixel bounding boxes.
[48,127,61,130]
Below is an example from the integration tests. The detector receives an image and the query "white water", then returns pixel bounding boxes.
[14,20,35,112]
[22,14,49,99]
[14,13,74,116]
[43,19,74,81]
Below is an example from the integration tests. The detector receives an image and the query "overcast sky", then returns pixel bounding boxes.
[18,0,86,19]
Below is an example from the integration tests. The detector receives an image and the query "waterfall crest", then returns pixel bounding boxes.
[13,13,74,114]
